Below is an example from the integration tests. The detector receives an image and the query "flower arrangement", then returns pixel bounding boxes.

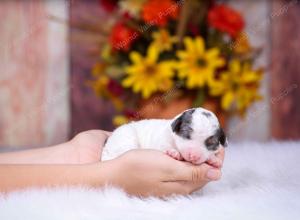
[91,0,263,126]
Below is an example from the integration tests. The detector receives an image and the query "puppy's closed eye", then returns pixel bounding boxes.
[205,128,227,151]
[205,135,219,151]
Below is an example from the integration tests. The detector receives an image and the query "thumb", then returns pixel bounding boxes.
[172,162,222,183]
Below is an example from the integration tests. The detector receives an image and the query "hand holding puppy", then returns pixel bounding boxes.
[105,148,224,197]
[71,129,225,197]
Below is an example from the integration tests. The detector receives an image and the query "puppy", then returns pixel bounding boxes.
[102,107,227,165]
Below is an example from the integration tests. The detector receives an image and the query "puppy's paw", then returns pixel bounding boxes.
[166,149,183,161]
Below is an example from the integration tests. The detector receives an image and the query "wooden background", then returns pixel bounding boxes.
[70,0,115,136]
[0,0,69,148]
[271,0,300,139]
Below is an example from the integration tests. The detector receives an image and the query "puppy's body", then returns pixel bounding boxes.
[102,108,227,164]
[102,119,174,160]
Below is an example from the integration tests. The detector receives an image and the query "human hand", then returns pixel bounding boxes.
[206,147,225,168]
[70,130,111,164]
[105,148,224,197]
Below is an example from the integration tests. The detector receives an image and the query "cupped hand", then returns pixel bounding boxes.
[70,130,111,164]
[105,148,225,197]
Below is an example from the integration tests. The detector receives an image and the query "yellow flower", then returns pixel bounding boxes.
[123,45,175,99]
[152,29,178,51]
[176,37,225,88]
[101,45,112,62]
[92,63,107,77]
[210,59,262,113]
[113,115,129,126]
[90,62,109,95]
[119,0,146,18]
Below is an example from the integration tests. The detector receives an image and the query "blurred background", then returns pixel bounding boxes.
[0,0,299,150]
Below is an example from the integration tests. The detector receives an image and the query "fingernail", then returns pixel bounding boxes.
[206,169,221,180]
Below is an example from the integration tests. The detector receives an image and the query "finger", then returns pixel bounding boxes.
[180,180,207,194]
[206,156,222,168]
[161,181,196,196]
[216,147,225,163]
[168,161,222,182]
[163,178,209,196]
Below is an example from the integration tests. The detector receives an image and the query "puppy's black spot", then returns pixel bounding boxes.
[205,128,228,151]
[202,112,212,118]
[219,128,227,147]
[171,109,195,139]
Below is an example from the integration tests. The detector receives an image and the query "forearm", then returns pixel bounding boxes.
[0,130,108,165]
[0,142,74,164]
[0,163,110,193]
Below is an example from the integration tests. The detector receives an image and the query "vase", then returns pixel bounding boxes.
[138,95,193,119]
[139,96,228,128]
[201,99,228,128]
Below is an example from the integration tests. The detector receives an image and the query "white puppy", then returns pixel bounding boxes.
[102,107,227,164]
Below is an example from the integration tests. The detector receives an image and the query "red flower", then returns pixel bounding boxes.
[99,0,118,12]
[107,79,123,96]
[142,0,179,27]
[124,109,139,120]
[208,4,244,38]
[188,23,200,36]
[109,22,138,51]
[122,12,133,20]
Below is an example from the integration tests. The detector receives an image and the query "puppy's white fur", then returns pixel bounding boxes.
[102,107,222,163]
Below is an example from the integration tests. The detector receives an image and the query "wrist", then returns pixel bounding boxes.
[88,160,119,188]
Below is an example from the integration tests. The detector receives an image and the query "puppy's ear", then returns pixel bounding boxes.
[219,128,228,147]
[171,109,195,139]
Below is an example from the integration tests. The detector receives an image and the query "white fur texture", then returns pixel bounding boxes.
[102,119,174,160]
[1,141,300,220]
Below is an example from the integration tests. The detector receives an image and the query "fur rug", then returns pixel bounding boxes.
[1,142,300,220]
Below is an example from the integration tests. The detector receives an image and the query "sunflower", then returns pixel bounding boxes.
[210,59,262,113]
[123,45,175,99]
[151,29,178,51]
[176,37,225,88]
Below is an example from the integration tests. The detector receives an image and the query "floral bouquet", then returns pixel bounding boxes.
[90,0,263,126]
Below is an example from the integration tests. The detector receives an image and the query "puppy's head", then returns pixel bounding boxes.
[171,107,227,164]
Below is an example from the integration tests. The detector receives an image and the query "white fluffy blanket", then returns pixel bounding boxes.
[1,142,300,220]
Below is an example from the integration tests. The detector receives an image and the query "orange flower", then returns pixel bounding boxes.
[234,32,251,54]
[208,4,244,38]
[109,22,138,51]
[142,0,179,27]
